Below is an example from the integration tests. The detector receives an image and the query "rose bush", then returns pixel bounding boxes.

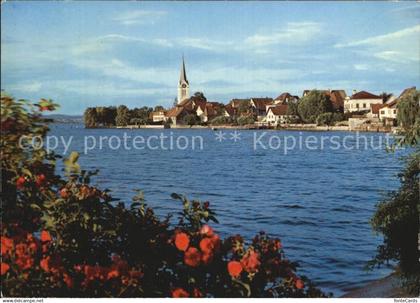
[1,94,326,297]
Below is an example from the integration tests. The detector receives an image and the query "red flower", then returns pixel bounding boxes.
[40,106,50,112]
[63,273,73,288]
[174,232,190,251]
[172,288,189,298]
[40,256,51,272]
[60,188,70,199]
[35,174,46,187]
[295,279,304,289]
[1,263,10,275]
[16,176,26,189]
[199,237,214,254]
[201,252,213,264]
[41,230,52,242]
[184,247,201,267]
[15,243,27,257]
[1,237,13,255]
[227,261,243,278]
[16,255,34,270]
[193,288,203,297]
[200,225,214,237]
[241,250,261,273]
[107,270,119,279]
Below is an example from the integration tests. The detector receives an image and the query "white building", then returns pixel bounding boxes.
[177,57,190,104]
[266,105,292,124]
[344,91,383,113]
[151,111,166,122]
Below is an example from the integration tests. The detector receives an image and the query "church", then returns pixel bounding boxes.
[177,56,190,104]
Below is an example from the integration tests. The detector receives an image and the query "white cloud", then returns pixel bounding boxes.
[335,25,420,63]
[7,81,43,93]
[179,38,234,51]
[353,64,369,71]
[244,22,323,47]
[113,10,167,26]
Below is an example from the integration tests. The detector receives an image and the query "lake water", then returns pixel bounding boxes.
[49,124,408,296]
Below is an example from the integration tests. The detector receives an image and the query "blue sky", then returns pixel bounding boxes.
[1,1,419,115]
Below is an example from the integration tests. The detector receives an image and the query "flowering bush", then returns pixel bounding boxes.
[1,94,326,297]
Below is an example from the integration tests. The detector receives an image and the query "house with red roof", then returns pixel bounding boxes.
[379,86,416,124]
[266,104,296,125]
[274,93,299,105]
[250,97,274,120]
[344,90,383,113]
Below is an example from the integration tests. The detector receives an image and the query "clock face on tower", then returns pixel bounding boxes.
[182,84,187,88]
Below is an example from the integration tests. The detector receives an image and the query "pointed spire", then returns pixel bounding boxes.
[179,55,189,85]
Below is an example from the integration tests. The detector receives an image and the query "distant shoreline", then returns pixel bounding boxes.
[82,123,395,133]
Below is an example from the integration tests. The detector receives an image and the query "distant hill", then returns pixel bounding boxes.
[43,114,83,123]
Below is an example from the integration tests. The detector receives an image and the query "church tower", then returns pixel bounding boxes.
[177,56,190,104]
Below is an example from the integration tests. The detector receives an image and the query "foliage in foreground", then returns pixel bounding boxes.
[0,94,326,297]
[370,89,420,296]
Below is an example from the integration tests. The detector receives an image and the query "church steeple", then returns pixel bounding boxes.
[179,56,189,85]
[177,56,190,104]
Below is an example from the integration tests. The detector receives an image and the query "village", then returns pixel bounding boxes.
[84,58,417,132]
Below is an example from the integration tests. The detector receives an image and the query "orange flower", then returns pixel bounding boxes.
[200,225,214,237]
[172,288,189,298]
[295,279,304,289]
[60,188,70,199]
[241,250,260,273]
[41,230,52,242]
[184,247,201,267]
[107,270,119,279]
[15,243,27,257]
[174,232,190,251]
[1,263,10,275]
[40,256,50,272]
[16,255,34,270]
[227,261,243,278]
[199,237,214,254]
[1,237,13,255]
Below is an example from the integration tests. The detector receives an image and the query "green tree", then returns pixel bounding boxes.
[396,90,420,146]
[154,105,165,112]
[84,107,98,128]
[193,91,207,101]
[370,89,420,295]
[182,113,200,126]
[237,116,255,126]
[237,101,250,117]
[102,106,117,126]
[316,112,344,126]
[297,90,333,123]
[115,105,130,126]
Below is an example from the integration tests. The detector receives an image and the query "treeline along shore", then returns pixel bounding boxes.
[82,88,418,133]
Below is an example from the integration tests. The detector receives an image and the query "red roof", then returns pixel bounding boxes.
[166,106,185,117]
[370,103,384,114]
[251,98,273,110]
[350,91,382,100]
[268,104,288,116]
